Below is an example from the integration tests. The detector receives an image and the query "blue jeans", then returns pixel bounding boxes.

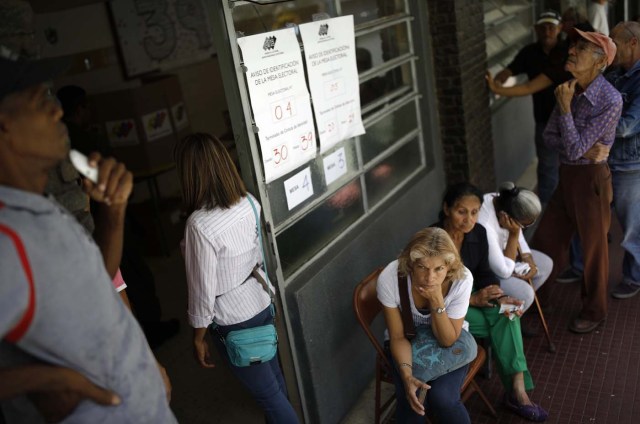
[535,122,560,205]
[569,169,640,286]
[211,306,299,424]
[614,169,640,285]
[385,347,470,424]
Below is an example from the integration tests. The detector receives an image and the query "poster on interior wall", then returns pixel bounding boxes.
[110,0,215,77]
[105,119,139,146]
[238,28,316,183]
[141,109,172,141]
[299,15,365,153]
[171,102,189,131]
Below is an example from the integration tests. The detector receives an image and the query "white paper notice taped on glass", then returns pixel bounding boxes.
[284,166,314,210]
[322,147,347,186]
[299,15,365,153]
[238,28,316,183]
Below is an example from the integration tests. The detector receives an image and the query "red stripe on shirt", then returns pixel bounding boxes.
[0,216,36,343]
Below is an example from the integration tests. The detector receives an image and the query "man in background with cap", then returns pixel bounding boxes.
[532,29,622,334]
[492,10,565,206]
[55,82,181,349]
[0,13,176,424]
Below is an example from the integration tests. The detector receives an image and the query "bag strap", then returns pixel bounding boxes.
[247,195,275,301]
[251,266,274,301]
[397,272,416,341]
[212,195,275,334]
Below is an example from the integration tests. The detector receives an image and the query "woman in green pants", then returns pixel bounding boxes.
[433,182,547,422]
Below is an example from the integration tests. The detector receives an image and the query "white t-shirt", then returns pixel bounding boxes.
[477,193,532,279]
[376,259,472,333]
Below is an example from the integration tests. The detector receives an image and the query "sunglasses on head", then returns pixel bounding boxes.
[501,210,535,229]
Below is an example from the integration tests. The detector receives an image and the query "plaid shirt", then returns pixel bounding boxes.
[544,74,623,165]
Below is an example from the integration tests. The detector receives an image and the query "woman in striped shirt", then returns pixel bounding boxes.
[175,133,298,423]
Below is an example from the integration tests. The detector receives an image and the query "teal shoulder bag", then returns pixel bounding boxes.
[223,303,278,367]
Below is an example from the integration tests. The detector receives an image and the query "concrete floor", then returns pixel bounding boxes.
[340,379,395,424]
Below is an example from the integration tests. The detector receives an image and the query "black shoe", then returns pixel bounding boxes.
[556,268,582,284]
[569,317,604,334]
[145,319,180,349]
[611,282,640,299]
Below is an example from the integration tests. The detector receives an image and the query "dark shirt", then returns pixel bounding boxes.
[507,40,571,124]
[44,158,95,234]
[433,221,497,290]
[65,121,112,157]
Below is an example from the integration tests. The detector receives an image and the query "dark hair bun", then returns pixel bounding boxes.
[498,181,519,198]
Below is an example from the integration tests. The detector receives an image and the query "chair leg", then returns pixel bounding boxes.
[480,338,492,379]
[470,379,498,418]
[528,279,556,353]
[375,357,382,424]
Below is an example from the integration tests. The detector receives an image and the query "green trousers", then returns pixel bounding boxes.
[466,305,534,391]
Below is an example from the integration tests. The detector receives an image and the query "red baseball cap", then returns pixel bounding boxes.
[571,27,617,65]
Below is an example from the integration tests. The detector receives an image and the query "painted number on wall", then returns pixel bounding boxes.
[134,0,176,60]
[134,0,211,61]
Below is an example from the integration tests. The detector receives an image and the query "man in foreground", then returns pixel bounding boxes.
[0,50,175,423]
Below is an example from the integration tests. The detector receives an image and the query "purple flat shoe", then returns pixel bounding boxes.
[504,394,549,422]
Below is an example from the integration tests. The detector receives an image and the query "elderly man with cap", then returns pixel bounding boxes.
[532,29,622,334]
[0,16,176,424]
[490,10,565,206]
[562,21,640,299]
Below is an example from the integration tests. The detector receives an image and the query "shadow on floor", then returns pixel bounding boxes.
[147,252,264,423]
